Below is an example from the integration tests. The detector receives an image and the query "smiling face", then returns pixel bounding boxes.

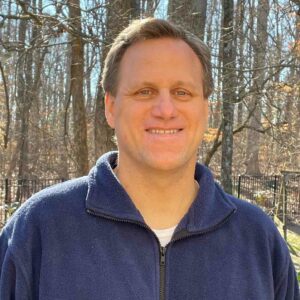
[105,38,208,173]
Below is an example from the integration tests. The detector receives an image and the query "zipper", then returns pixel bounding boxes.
[86,209,167,299]
[157,209,236,300]
[159,246,166,300]
[86,208,236,300]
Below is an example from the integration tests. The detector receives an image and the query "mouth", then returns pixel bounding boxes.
[146,128,183,134]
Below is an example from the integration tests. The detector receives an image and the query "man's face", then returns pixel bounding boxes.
[105,38,208,173]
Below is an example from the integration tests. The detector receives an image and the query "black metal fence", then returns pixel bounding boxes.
[0,175,299,228]
[0,178,65,227]
[218,175,300,225]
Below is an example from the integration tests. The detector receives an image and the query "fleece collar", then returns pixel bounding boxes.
[85,152,237,233]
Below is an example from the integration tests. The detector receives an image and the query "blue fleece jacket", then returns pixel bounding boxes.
[0,152,299,299]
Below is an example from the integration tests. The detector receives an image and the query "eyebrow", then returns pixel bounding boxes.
[172,81,198,90]
[128,80,198,90]
[130,81,157,88]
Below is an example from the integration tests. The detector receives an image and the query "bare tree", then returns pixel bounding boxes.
[245,0,270,175]
[220,0,236,193]
[68,0,89,176]
[15,0,31,179]
[0,0,298,181]
[236,0,246,125]
[168,0,207,40]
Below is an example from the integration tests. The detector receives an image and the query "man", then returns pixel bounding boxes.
[0,18,299,299]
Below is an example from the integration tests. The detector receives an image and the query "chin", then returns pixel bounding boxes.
[141,152,196,172]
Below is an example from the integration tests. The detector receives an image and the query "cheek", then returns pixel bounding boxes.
[123,104,150,125]
[189,107,207,123]
[114,110,139,141]
[197,104,209,124]
[188,111,208,134]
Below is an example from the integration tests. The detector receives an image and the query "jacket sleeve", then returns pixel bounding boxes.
[275,254,300,300]
[0,229,31,300]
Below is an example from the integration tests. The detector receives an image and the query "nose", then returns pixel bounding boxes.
[151,91,177,119]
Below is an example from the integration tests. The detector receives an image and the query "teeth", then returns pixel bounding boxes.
[149,129,179,134]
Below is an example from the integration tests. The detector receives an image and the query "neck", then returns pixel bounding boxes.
[114,160,199,229]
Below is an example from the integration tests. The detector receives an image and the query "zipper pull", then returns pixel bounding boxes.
[160,246,166,266]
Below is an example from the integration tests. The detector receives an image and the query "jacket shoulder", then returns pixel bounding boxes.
[221,191,299,293]
[217,186,277,232]
[215,186,289,255]
[2,176,89,238]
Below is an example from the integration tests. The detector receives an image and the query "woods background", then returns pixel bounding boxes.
[0,0,299,193]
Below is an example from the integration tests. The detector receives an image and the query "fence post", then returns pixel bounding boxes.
[282,177,287,241]
[4,178,9,223]
[4,178,8,203]
[273,175,277,207]
[237,176,241,199]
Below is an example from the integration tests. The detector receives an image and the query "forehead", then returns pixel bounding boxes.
[117,38,203,89]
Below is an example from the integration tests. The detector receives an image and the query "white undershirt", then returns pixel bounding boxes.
[152,225,177,247]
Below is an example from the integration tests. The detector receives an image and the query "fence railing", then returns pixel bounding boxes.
[0,178,65,227]
[0,175,299,228]
[216,175,300,233]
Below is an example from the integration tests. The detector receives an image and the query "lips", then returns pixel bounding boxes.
[147,129,182,134]
[146,128,182,135]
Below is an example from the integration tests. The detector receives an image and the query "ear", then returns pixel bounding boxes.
[104,93,115,129]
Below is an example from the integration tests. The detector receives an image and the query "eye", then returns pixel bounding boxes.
[173,89,192,99]
[139,89,152,95]
[176,90,187,96]
[135,88,155,98]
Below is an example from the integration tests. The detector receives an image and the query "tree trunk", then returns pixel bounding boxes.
[220,0,235,194]
[292,11,300,169]
[142,0,156,16]
[168,0,207,40]
[236,0,245,125]
[16,0,30,179]
[206,0,218,47]
[245,0,270,175]
[213,16,223,129]
[60,40,73,179]
[68,0,89,176]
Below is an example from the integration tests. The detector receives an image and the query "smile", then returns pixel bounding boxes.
[147,129,182,134]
